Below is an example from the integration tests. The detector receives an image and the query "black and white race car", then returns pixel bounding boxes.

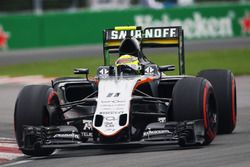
[14,26,237,156]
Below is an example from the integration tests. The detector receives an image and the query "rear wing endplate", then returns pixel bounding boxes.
[103,26,185,75]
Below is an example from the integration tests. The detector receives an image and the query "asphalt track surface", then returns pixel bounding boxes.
[0,76,250,167]
[0,38,250,166]
[0,37,250,66]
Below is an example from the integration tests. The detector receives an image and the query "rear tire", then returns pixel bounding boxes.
[172,77,217,145]
[198,70,237,134]
[14,85,55,156]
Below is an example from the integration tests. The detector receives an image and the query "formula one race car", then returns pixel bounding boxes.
[14,26,237,156]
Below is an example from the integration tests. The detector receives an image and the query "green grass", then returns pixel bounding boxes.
[0,48,249,77]
[148,48,250,76]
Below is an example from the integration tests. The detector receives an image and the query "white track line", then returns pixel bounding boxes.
[0,143,18,148]
[0,138,16,143]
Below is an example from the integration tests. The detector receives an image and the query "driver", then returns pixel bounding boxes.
[115,54,141,75]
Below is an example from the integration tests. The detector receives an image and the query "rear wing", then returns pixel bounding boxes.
[103,26,185,75]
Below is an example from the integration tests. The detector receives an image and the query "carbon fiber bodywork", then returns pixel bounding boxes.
[22,120,205,151]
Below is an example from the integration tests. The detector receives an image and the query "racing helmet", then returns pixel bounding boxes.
[119,37,140,57]
[115,55,140,75]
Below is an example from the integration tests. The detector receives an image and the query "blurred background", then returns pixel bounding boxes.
[0,0,249,50]
[0,0,249,13]
[0,0,249,78]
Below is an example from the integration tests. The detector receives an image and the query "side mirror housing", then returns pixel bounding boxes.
[159,65,175,72]
[74,68,89,75]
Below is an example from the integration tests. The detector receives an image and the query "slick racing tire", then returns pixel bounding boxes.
[198,69,237,134]
[14,85,55,156]
[172,77,217,145]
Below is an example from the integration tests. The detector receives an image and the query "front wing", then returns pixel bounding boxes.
[21,120,205,151]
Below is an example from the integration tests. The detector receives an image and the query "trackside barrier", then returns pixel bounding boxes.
[0,3,249,50]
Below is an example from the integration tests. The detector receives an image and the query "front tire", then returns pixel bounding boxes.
[198,69,237,134]
[14,85,55,156]
[172,77,217,145]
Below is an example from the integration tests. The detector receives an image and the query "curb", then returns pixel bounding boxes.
[0,138,23,165]
[0,76,54,85]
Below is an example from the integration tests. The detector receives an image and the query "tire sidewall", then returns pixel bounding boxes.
[198,69,237,134]
[14,85,54,156]
[172,77,217,145]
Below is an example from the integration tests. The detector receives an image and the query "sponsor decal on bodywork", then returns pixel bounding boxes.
[93,76,144,136]
[106,27,178,40]
[53,133,80,140]
[82,120,93,137]
[143,129,172,138]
